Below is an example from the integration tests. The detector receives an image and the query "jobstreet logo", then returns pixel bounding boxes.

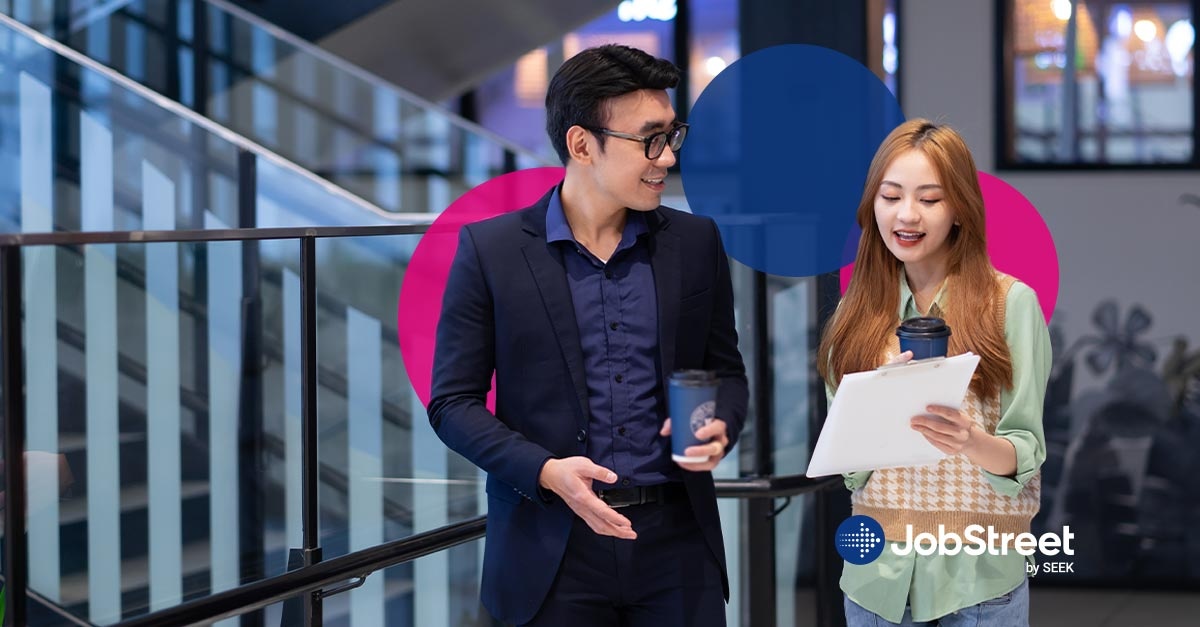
[835,515,886,565]
[836,515,1076,568]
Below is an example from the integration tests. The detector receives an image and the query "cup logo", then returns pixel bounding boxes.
[690,400,716,435]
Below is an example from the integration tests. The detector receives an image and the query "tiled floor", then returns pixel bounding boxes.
[1031,588,1200,626]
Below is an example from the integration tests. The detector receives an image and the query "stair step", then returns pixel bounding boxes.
[59,480,211,526]
[58,538,213,611]
[58,431,146,454]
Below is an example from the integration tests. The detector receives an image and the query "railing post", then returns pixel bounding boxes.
[235,148,267,627]
[813,271,849,627]
[193,0,210,117]
[746,269,776,627]
[282,234,323,626]
[672,0,691,121]
[2,245,28,627]
[300,235,322,625]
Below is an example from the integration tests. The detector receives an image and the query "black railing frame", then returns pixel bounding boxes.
[2,245,29,627]
[0,223,428,627]
[298,235,322,625]
[746,268,776,627]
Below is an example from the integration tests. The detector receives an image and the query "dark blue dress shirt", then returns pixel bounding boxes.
[545,187,679,487]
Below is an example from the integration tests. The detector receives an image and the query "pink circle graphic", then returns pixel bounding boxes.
[397,167,566,408]
[839,172,1058,323]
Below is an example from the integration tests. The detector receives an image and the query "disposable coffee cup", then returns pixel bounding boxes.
[668,370,718,463]
[896,317,951,360]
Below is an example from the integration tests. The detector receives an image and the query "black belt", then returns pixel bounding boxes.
[596,483,686,509]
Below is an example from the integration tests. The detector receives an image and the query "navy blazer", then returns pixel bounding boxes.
[428,188,749,625]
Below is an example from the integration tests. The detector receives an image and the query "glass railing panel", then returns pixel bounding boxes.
[3,236,296,625]
[6,0,549,215]
[775,492,820,626]
[310,234,484,565]
[0,10,394,235]
[318,537,489,626]
[252,598,294,627]
[769,274,822,627]
[722,256,760,627]
[7,227,447,625]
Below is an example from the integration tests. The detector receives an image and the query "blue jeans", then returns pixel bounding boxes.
[844,578,1029,627]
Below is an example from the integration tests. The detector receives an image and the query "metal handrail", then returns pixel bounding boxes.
[0,12,402,222]
[713,474,842,499]
[105,473,837,626]
[115,516,489,627]
[0,223,431,246]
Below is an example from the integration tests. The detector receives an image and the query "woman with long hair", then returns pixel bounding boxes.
[818,119,1051,626]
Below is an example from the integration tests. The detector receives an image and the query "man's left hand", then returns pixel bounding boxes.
[659,418,730,472]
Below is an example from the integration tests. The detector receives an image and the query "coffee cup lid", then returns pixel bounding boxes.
[896,316,950,338]
[671,369,717,383]
[898,316,948,333]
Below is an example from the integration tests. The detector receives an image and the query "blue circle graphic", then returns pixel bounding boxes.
[680,44,904,277]
[835,515,886,565]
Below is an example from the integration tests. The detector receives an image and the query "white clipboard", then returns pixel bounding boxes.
[805,353,981,477]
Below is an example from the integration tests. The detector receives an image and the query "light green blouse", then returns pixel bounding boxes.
[834,271,1052,623]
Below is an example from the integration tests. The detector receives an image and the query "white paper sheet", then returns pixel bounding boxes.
[805,353,981,477]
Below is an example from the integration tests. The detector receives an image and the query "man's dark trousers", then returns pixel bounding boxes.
[523,496,726,626]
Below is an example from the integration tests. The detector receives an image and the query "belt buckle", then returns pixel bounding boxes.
[597,488,640,509]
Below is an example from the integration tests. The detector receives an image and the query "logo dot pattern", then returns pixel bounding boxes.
[835,515,886,565]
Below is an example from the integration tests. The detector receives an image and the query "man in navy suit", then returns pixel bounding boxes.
[428,44,748,626]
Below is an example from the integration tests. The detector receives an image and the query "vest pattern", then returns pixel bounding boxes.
[851,274,1041,542]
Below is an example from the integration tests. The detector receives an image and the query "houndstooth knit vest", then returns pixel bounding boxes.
[851,273,1041,542]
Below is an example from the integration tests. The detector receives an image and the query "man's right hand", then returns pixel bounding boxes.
[538,457,637,540]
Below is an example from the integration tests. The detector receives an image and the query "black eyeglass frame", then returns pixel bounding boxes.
[583,122,690,160]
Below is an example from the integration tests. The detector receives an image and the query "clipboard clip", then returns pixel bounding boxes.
[875,356,947,375]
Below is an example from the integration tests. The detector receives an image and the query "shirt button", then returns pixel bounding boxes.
[618,426,627,436]
[577,429,588,442]
[609,322,618,330]
[621,478,631,486]
[615,374,624,383]
[604,269,613,279]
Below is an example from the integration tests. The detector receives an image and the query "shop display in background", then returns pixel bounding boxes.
[1003,0,1195,165]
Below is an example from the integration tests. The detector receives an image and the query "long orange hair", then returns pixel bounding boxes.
[817,119,1012,398]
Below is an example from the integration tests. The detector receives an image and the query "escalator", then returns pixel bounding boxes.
[5,0,551,216]
[0,10,480,624]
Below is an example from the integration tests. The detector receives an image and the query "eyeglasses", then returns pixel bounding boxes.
[585,123,689,160]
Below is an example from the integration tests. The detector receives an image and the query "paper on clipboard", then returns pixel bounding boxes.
[805,353,981,477]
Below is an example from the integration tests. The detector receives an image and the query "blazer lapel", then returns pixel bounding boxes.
[650,212,681,377]
[521,238,591,428]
